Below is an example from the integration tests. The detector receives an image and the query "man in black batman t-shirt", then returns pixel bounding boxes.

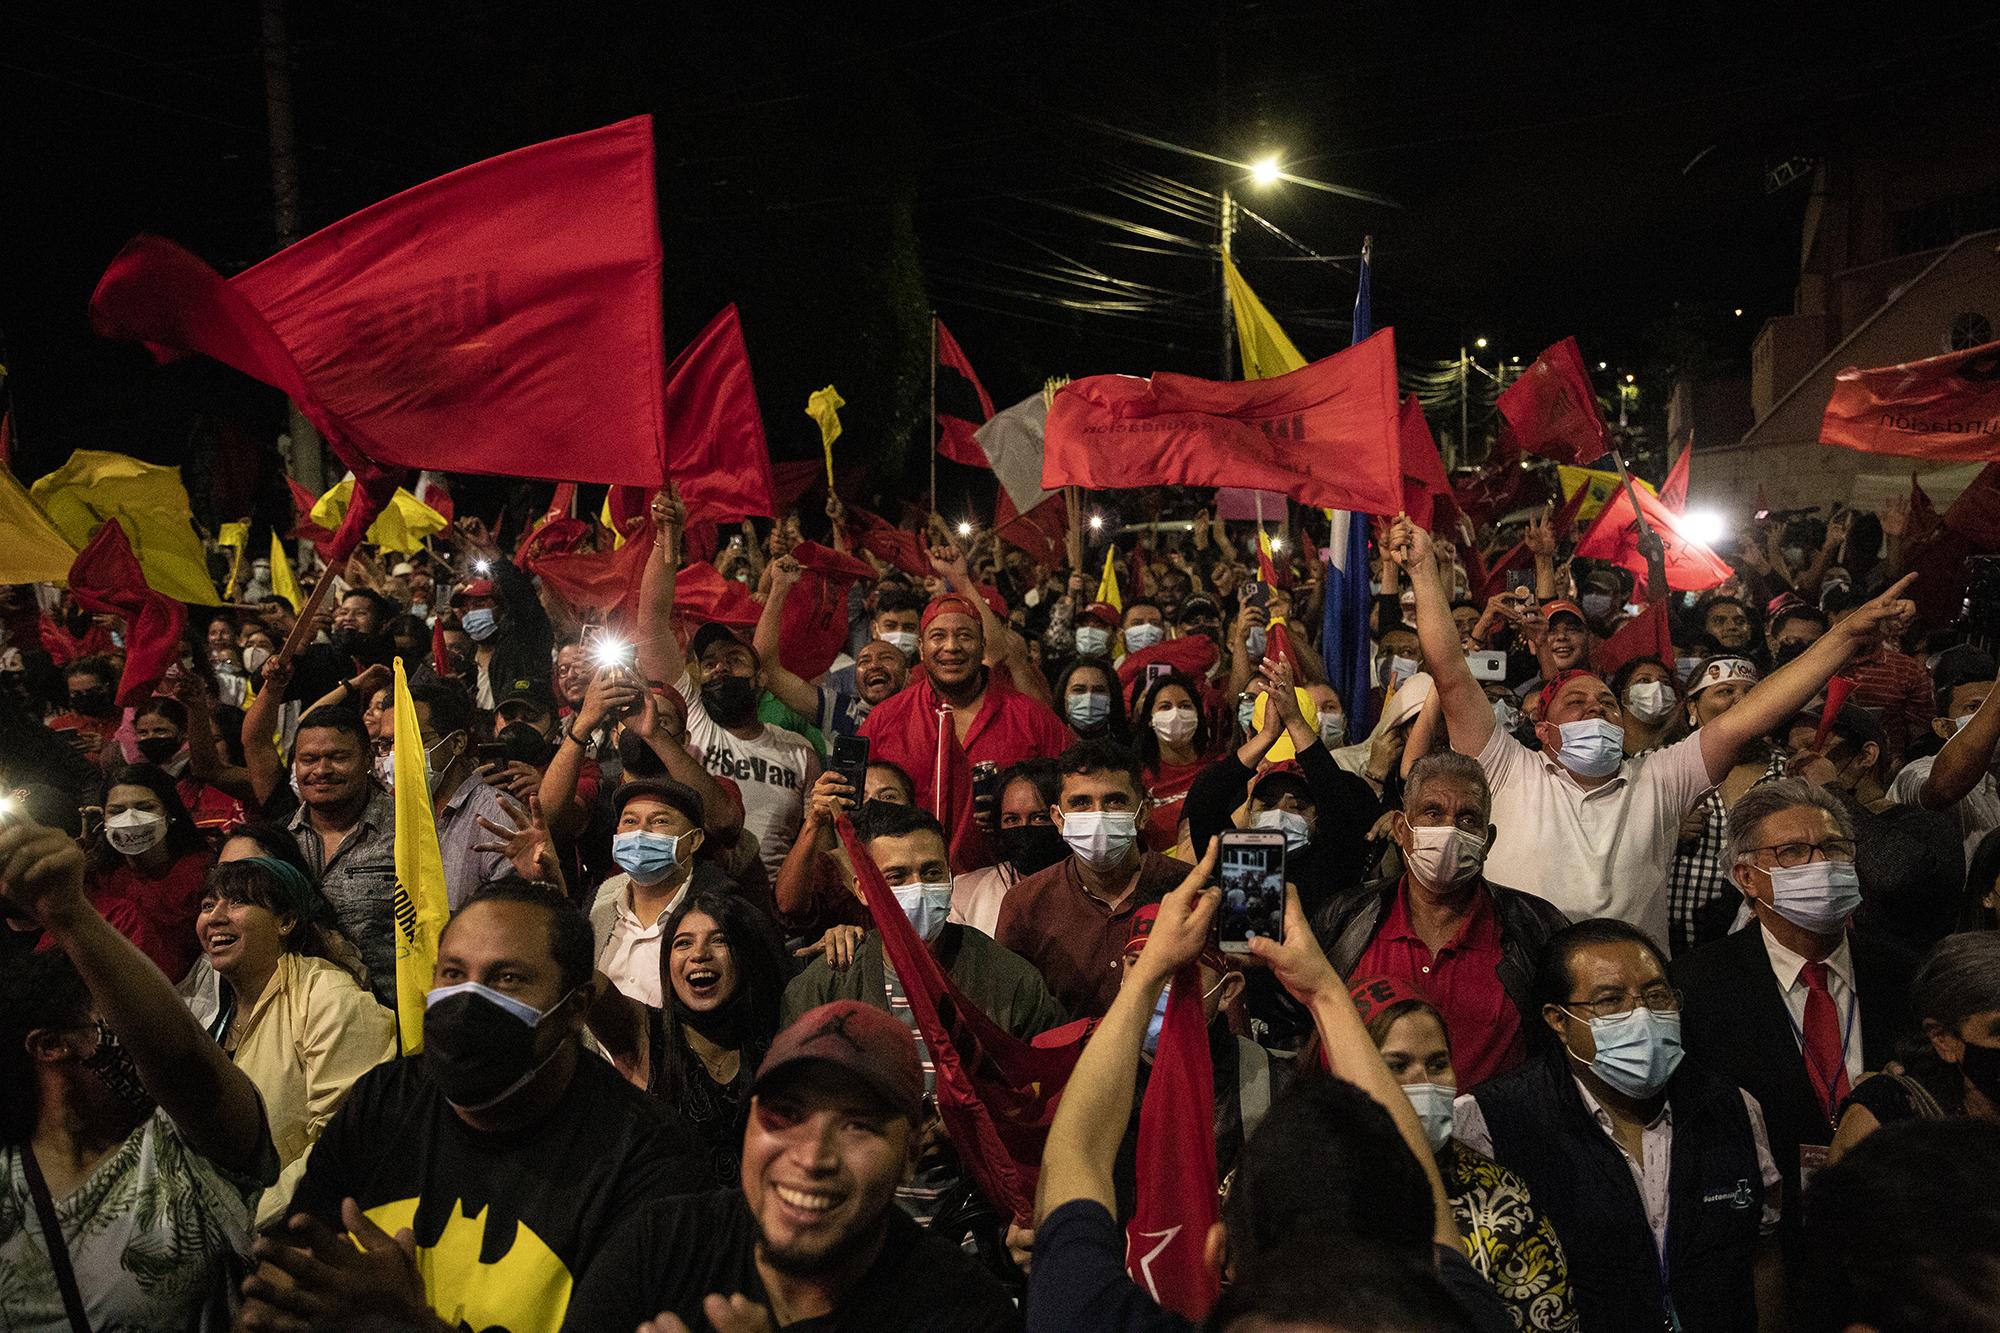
[238,881,706,1333]
[559,999,1020,1333]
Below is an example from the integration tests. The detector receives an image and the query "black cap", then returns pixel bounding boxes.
[611,778,705,829]
[691,621,758,665]
[1176,594,1221,624]
[495,678,555,715]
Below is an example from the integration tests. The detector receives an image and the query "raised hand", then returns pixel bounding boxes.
[770,554,803,592]
[471,793,559,883]
[1523,506,1557,559]
[1125,839,1221,990]
[1831,572,1918,656]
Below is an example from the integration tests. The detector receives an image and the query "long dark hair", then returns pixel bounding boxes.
[1962,828,2000,933]
[1055,654,1129,742]
[93,763,205,872]
[652,890,786,1109]
[1133,670,1211,770]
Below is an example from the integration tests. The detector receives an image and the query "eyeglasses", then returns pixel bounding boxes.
[1740,838,1856,868]
[1563,985,1682,1019]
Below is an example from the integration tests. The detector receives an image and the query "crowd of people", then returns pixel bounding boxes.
[3,461,1999,1333]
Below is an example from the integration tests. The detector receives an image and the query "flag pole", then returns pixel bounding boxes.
[928,314,939,521]
[275,558,339,669]
[1608,444,1655,546]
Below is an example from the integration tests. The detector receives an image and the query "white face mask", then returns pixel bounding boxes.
[104,809,168,856]
[1763,860,1863,936]
[1075,626,1112,658]
[1251,808,1311,853]
[1403,1081,1456,1152]
[881,629,919,657]
[1151,705,1198,746]
[1554,718,1625,778]
[1403,824,1487,890]
[1058,810,1139,867]
[893,882,955,942]
[1318,711,1346,747]
[1123,622,1165,653]
[1623,680,1677,724]
[241,645,272,674]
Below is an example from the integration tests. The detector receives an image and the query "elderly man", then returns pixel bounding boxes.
[1392,515,1916,954]
[1315,751,1569,1088]
[1673,779,1918,1263]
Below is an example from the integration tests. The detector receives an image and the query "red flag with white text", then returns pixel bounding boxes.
[1820,338,2000,462]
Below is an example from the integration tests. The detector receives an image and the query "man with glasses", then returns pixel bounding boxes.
[1457,919,1783,1332]
[1672,779,1919,1272]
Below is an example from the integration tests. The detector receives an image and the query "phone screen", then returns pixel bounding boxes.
[475,742,511,769]
[831,734,870,797]
[1217,831,1286,952]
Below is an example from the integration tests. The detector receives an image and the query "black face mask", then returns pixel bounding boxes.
[1773,640,1811,668]
[701,675,759,725]
[1960,1040,2000,1106]
[423,985,569,1111]
[496,722,553,767]
[83,1020,157,1121]
[135,736,182,766]
[996,823,1069,877]
[69,688,114,718]
[618,729,666,777]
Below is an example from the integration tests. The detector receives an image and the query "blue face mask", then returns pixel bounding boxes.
[1555,717,1625,778]
[612,829,683,886]
[1075,626,1112,657]
[1403,1081,1456,1152]
[893,881,954,942]
[1142,983,1173,1057]
[1566,1006,1684,1098]
[1236,696,1258,734]
[1066,691,1110,728]
[461,607,499,642]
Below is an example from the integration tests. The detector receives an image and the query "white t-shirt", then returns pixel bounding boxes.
[1476,728,1714,954]
[1889,753,2000,860]
[676,672,817,878]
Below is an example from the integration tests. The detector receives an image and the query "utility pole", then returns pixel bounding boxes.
[262,0,325,495]
[1218,186,1236,378]
[1457,345,1469,473]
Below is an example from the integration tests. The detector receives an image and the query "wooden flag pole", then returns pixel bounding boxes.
[928,314,939,522]
[275,559,339,670]
[1608,445,1655,546]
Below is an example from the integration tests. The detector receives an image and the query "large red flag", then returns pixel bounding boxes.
[1594,599,1673,676]
[1124,960,1221,1322]
[833,818,1092,1225]
[1574,478,1732,593]
[67,522,185,706]
[284,476,337,549]
[1820,337,2000,462]
[672,561,762,629]
[935,318,996,469]
[1496,337,1610,465]
[523,522,656,628]
[929,699,992,872]
[846,505,933,579]
[1658,442,1691,512]
[1397,395,1454,531]
[1044,331,1403,514]
[667,306,777,526]
[1944,461,2000,548]
[779,542,877,682]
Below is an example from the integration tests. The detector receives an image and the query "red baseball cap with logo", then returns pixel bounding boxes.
[753,1000,924,1121]
[1347,975,1432,1028]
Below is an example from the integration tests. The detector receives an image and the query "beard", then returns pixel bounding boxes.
[756,1209,888,1278]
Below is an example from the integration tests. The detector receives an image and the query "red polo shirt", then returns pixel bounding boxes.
[1354,877,1523,1089]
[859,668,1070,814]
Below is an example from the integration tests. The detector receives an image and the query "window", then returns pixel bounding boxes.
[1948,312,1994,353]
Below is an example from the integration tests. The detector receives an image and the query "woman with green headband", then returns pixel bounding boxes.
[178,846,395,1225]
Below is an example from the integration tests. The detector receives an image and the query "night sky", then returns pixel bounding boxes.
[4,1,1997,512]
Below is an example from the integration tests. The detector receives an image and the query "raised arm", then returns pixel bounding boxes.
[1699,573,1918,785]
[1392,514,1495,756]
[1,819,270,1178]
[172,669,256,801]
[240,655,294,807]
[635,484,684,685]
[630,686,743,836]
[538,666,635,836]
[752,555,821,718]
[1918,660,2000,810]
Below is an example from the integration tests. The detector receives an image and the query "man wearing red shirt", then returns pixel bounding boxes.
[1313,750,1569,1089]
[859,593,1068,853]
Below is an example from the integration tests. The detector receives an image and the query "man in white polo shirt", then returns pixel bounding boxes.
[1390,515,1916,954]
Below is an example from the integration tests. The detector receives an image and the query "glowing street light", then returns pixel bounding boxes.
[1624,373,1636,384]
[1733,307,1744,317]
[1474,337,1489,349]
[1249,155,1282,187]
[1269,537,1286,552]
[1597,361,1608,371]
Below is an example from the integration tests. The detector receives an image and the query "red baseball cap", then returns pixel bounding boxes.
[451,578,497,604]
[1347,975,1432,1028]
[1542,598,1588,627]
[1079,601,1121,628]
[753,1000,925,1121]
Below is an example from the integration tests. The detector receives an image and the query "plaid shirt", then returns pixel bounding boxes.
[1667,751,1788,955]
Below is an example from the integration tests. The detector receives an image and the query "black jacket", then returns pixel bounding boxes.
[479,552,556,692]
[1183,738,1381,919]
[1312,875,1570,1032]
[1473,1047,1765,1333]
[1671,923,1918,1255]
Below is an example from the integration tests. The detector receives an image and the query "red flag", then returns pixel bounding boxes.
[1044,331,1404,514]
[935,318,996,469]
[1452,455,1538,527]
[834,818,1092,1224]
[1820,337,2000,462]
[929,700,992,871]
[672,561,762,629]
[1115,635,1220,701]
[846,505,932,579]
[284,476,337,549]
[1474,541,1531,603]
[994,491,1067,569]
[1814,677,1856,750]
[667,306,777,526]
[779,541,877,681]
[414,471,454,524]
[524,522,657,628]
[1124,961,1221,1322]
[1658,442,1691,512]
[1593,599,1673,676]
[1496,337,1610,465]
[1549,471,1594,537]
[1574,479,1732,593]
[67,522,185,706]
[1397,395,1453,531]
[1944,462,2000,548]
[1908,473,1942,548]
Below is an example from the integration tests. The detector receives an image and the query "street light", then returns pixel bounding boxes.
[1474,337,1489,349]
[1088,514,1104,532]
[1598,361,1608,371]
[1249,155,1282,187]
[1269,537,1285,552]
[1624,373,1636,384]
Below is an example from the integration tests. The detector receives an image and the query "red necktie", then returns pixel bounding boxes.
[1800,961,1851,1121]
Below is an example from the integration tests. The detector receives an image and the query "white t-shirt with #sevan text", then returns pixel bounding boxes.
[675,672,817,878]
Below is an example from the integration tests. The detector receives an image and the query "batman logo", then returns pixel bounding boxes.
[367,1197,573,1333]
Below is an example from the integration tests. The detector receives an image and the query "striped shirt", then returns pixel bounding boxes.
[1845,646,1934,763]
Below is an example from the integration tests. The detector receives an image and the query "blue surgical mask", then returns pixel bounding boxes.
[1251,807,1311,853]
[612,829,683,885]
[461,607,498,641]
[1765,860,1863,936]
[1565,1006,1684,1099]
[1580,592,1615,621]
[1123,622,1165,653]
[1237,696,1258,734]
[1066,691,1110,728]
[1555,718,1625,778]
[1403,1081,1456,1152]
[893,881,954,942]
[1142,983,1172,1057]
[1075,626,1112,657]
[1318,711,1346,747]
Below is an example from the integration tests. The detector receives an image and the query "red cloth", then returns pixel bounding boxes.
[66,522,185,707]
[1398,394,1456,531]
[176,775,247,837]
[666,306,777,526]
[37,618,116,668]
[524,521,657,628]
[779,542,877,681]
[1594,599,1673,676]
[1496,336,1610,465]
[845,505,933,578]
[672,561,762,629]
[1573,477,1732,594]
[1907,472,1943,547]
[1845,644,1934,763]
[835,818,1092,1225]
[1820,336,2000,462]
[1812,677,1856,750]
[1800,961,1852,1124]
[1452,456,1539,527]
[930,695,993,873]
[1141,759,1203,852]
[85,851,214,982]
[1658,442,1691,512]
[1944,461,2000,548]
[1043,331,1404,514]
[934,318,996,468]
[994,491,1067,569]
[1117,635,1221,704]
[1353,878,1525,1088]
[859,672,1069,835]
[1124,960,1221,1322]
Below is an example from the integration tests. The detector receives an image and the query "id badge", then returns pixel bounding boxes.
[1799,1142,1830,1194]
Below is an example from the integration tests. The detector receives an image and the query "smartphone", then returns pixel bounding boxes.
[1467,649,1508,682]
[475,742,511,769]
[1143,662,1174,691]
[1240,581,1269,613]
[831,734,870,798]
[1506,568,1533,595]
[971,760,1002,832]
[1217,829,1287,953]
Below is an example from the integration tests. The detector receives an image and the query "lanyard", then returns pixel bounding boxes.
[1782,969,1858,1124]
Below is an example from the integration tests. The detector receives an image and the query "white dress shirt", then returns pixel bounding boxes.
[593,878,688,1008]
[1760,925,1864,1092]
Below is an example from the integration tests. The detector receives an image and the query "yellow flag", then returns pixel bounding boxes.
[269,534,303,613]
[1557,465,1656,522]
[0,468,79,585]
[391,658,451,1054]
[218,522,250,599]
[807,384,845,489]
[598,492,627,551]
[309,478,448,555]
[1223,257,1308,381]
[1094,546,1122,614]
[31,449,219,604]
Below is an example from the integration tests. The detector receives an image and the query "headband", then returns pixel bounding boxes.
[1538,668,1604,714]
[1688,656,1759,697]
[1347,974,1433,1028]
[240,855,323,926]
[919,593,982,632]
